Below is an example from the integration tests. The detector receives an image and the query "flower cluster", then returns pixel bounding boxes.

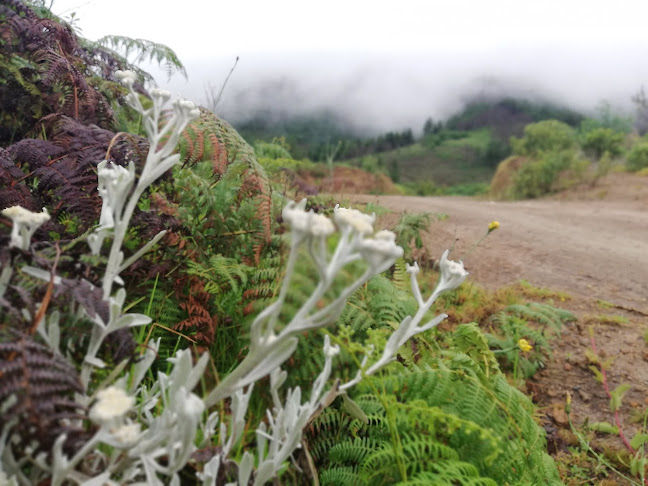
[333,205,375,235]
[115,69,137,87]
[1,206,50,250]
[281,200,334,239]
[518,338,533,353]
[1,62,478,485]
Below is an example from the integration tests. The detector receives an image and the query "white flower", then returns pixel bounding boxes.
[110,423,141,447]
[173,98,201,120]
[150,88,171,103]
[324,338,340,359]
[115,70,137,87]
[179,391,205,420]
[89,386,134,424]
[2,205,49,225]
[1,206,50,249]
[282,200,334,239]
[96,160,135,231]
[310,213,335,237]
[437,249,468,291]
[358,230,403,269]
[405,261,420,276]
[334,205,375,235]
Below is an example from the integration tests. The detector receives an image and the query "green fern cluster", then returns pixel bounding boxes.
[486,302,575,378]
[392,211,446,261]
[125,112,281,364]
[309,323,562,485]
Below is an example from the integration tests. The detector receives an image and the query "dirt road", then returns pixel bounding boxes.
[350,173,648,462]
[352,188,648,312]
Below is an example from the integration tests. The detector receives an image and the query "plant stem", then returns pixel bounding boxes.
[590,333,636,455]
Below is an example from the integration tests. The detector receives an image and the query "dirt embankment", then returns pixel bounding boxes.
[349,172,648,457]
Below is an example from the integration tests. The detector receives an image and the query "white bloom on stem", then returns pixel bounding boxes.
[96,160,135,231]
[115,70,137,88]
[334,205,375,235]
[89,386,134,425]
[310,213,335,237]
[358,230,403,269]
[438,249,468,291]
[405,261,420,276]
[179,391,205,419]
[323,336,340,359]
[110,423,141,447]
[173,98,201,120]
[1,206,50,250]
[282,200,334,239]
[149,88,171,103]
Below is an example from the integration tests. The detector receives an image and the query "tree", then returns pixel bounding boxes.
[423,117,442,136]
[627,142,648,171]
[510,120,576,157]
[582,128,624,159]
[632,86,648,135]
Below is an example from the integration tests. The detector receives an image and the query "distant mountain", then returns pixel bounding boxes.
[446,97,585,142]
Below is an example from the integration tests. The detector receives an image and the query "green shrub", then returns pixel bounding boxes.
[511,120,577,157]
[258,156,313,174]
[582,127,625,159]
[254,140,293,159]
[510,150,576,199]
[626,142,648,171]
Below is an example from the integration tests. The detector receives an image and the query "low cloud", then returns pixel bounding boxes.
[161,45,646,135]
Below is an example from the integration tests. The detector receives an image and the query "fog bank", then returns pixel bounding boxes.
[158,45,644,134]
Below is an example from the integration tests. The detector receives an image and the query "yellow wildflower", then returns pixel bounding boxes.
[488,221,500,233]
[517,338,533,353]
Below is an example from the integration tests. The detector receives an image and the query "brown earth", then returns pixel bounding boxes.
[347,172,648,467]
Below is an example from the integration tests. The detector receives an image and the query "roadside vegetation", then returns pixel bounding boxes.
[1,1,646,484]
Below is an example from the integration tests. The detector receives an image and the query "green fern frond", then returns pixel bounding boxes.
[311,322,562,486]
[392,258,410,292]
[185,254,249,298]
[319,466,362,486]
[401,469,497,486]
[329,437,384,464]
[95,35,187,80]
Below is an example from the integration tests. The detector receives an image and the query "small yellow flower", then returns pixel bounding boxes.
[488,221,500,233]
[517,338,533,353]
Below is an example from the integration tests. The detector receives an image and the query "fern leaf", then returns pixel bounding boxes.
[95,35,187,80]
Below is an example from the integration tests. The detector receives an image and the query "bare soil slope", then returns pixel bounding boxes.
[349,172,648,462]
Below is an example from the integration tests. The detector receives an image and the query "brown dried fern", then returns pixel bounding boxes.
[174,276,216,347]
[0,330,89,455]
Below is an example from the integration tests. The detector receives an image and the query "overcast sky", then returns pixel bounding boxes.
[53,0,648,132]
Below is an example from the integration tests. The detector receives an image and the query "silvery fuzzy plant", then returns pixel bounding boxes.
[0,71,469,486]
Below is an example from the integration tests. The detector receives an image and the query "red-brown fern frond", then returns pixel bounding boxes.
[0,330,91,455]
[175,277,216,347]
[208,132,228,177]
